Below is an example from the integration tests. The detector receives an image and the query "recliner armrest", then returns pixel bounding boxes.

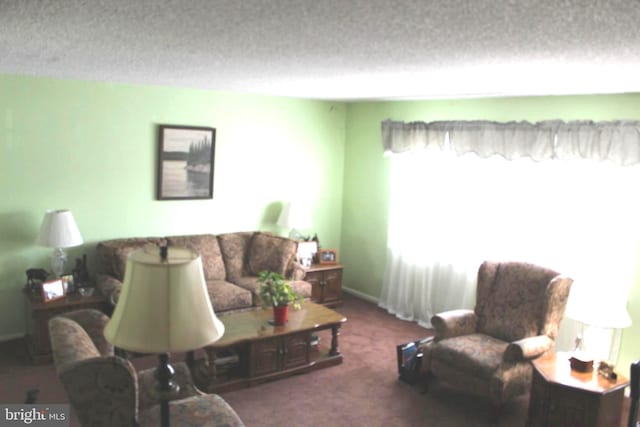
[504,335,553,362]
[431,309,477,340]
[57,309,113,356]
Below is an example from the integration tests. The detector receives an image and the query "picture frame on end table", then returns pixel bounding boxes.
[157,124,216,200]
[318,249,338,265]
[60,274,74,293]
[41,279,66,303]
[297,241,318,267]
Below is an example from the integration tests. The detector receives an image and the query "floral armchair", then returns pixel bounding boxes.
[420,261,573,405]
[49,309,244,427]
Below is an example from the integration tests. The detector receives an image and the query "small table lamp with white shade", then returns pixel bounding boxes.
[37,209,83,277]
[277,201,312,240]
[564,283,632,371]
[104,246,224,427]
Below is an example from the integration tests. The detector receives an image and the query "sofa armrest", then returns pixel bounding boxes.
[504,335,553,362]
[431,309,477,340]
[287,260,306,281]
[96,274,123,306]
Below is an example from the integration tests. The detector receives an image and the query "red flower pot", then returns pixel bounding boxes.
[273,305,288,325]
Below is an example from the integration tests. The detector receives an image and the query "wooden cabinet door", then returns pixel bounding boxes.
[304,270,324,303]
[323,269,342,303]
[251,338,280,376]
[282,334,310,369]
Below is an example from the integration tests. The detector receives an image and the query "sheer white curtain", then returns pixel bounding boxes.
[379,120,640,360]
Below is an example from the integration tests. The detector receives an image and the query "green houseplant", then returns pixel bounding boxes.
[258,271,303,325]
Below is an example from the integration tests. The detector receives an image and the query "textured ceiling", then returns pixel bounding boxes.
[1,0,640,100]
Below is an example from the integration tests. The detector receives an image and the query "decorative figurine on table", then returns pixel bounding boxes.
[72,254,91,288]
[25,268,48,294]
[311,233,320,264]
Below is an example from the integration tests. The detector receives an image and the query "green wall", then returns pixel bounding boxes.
[2,74,639,371]
[0,75,346,339]
[341,94,640,369]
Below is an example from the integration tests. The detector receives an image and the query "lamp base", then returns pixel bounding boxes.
[288,228,309,241]
[570,353,594,373]
[155,353,180,396]
[155,353,180,427]
[51,247,67,278]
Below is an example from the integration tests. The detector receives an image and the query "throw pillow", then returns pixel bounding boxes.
[247,232,297,276]
[166,234,226,281]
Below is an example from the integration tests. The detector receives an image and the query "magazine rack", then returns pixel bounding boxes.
[396,336,433,384]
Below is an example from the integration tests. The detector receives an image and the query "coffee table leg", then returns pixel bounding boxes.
[206,347,218,383]
[330,324,341,356]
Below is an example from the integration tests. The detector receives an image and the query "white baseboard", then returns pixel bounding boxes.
[343,286,379,304]
[0,332,25,342]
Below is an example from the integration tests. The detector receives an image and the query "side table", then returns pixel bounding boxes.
[24,289,110,364]
[303,264,343,307]
[526,351,629,427]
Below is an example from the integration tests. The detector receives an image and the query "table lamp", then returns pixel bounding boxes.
[104,246,224,427]
[37,209,83,277]
[565,284,632,371]
[277,201,312,240]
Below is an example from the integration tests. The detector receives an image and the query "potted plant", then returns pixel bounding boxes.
[258,271,303,325]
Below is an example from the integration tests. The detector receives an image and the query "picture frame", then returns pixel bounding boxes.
[41,279,66,303]
[157,124,216,200]
[60,274,74,293]
[297,241,318,268]
[318,249,338,265]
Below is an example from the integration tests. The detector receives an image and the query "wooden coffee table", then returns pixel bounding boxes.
[186,301,347,392]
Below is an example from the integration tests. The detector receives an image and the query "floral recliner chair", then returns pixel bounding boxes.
[49,309,244,427]
[420,261,573,405]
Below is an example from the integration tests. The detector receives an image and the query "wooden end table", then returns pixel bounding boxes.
[24,289,109,364]
[186,301,347,393]
[304,263,343,307]
[526,351,629,427]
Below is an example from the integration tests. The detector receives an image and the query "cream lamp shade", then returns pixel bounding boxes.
[104,246,224,353]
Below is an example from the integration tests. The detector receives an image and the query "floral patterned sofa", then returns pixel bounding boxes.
[49,309,244,426]
[96,231,311,313]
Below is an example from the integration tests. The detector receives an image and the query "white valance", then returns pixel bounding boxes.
[381,119,640,165]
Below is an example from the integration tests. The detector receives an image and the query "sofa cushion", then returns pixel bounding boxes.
[166,234,226,281]
[206,280,253,313]
[431,333,509,378]
[97,237,167,281]
[246,232,297,276]
[233,276,312,306]
[217,232,254,280]
[232,276,262,306]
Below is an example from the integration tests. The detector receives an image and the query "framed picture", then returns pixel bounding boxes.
[41,279,66,303]
[60,274,74,293]
[297,241,318,267]
[318,249,338,265]
[157,125,216,200]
